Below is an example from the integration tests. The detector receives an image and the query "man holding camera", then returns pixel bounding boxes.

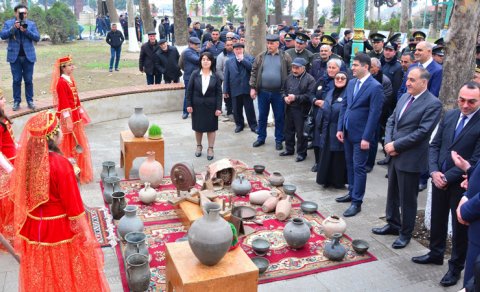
[1,4,40,111]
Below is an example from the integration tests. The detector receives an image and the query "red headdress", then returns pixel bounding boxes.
[50,55,74,108]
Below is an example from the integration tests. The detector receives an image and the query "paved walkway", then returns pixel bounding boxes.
[0,111,461,292]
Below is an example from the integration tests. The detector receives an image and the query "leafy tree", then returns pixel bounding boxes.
[210,3,222,15]
[46,2,78,44]
[28,5,47,35]
[331,4,340,19]
[213,0,231,9]
[225,3,239,21]
[0,8,14,26]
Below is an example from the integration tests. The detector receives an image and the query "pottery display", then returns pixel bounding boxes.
[275,197,292,221]
[322,215,347,239]
[300,201,318,213]
[268,172,285,187]
[323,233,346,261]
[251,257,269,274]
[231,174,252,196]
[262,195,279,213]
[252,237,270,255]
[126,253,150,292]
[139,182,157,204]
[249,190,273,205]
[187,202,232,266]
[253,165,265,174]
[283,184,296,196]
[103,176,121,204]
[124,232,149,261]
[138,151,164,188]
[118,205,144,240]
[352,239,370,254]
[100,161,117,182]
[128,107,149,138]
[111,191,127,220]
[283,218,311,249]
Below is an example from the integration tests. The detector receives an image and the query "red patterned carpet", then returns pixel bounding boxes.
[104,170,376,291]
[85,205,115,247]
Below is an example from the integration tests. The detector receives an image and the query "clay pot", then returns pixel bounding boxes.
[139,182,157,205]
[231,174,252,196]
[100,161,117,183]
[323,233,346,261]
[138,151,164,188]
[187,202,232,266]
[268,172,285,187]
[128,107,149,138]
[275,197,292,221]
[124,232,149,261]
[262,195,279,213]
[111,191,127,220]
[249,190,272,205]
[103,176,121,204]
[283,218,311,249]
[322,215,347,239]
[126,253,150,292]
[118,205,144,240]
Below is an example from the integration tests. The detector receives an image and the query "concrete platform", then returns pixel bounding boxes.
[0,111,462,292]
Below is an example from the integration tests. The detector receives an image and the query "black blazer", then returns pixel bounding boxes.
[429,109,480,184]
[186,69,222,110]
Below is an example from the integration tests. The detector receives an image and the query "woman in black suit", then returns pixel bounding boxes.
[316,71,349,189]
[186,52,222,160]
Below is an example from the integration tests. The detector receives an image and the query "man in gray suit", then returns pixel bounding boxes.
[372,67,442,249]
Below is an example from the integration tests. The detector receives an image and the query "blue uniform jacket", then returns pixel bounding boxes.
[182,47,200,82]
[223,54,254,97]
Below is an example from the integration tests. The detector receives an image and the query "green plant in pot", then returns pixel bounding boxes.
[148,124,162,140]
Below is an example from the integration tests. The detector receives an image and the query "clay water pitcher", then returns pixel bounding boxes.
[275,197,292,221]
[138,151,164,188]
[100,161,117,183]
[231,174,252,196]
[110,191,127,220]
[139,182,157,205]
[124,232,149,261]
[262,194,279,213]
[103,176,121,204]
[187,202,232,266]
[323,233,346,261]
[126,253,150,292]
[128,107,149,138]
[118,205,144,240]
[283,218,311,249]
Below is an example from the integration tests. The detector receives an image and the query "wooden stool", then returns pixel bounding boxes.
[119,130,164,179]
[166,241,258,292]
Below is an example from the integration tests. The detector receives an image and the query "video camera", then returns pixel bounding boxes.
[18,8,28,29]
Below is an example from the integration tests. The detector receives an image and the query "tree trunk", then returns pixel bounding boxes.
[275,0,283,24]
[173,0,188,46]
[244,0,265,58]
[73,0,82,19]
[288,0,293,16]
[368,0,375,21]
[344,0,355,28]
[97,0,103,15]
[400,0,409,32]
[306,0,315,28]
[139,0,154,36]
[127,0,140,52]
[438,0,480,111]
[106,0,119,24]
[430,4,439,38]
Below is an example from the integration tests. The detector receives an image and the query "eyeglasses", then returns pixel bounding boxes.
[335,76,347,81]
[458,98,478,105]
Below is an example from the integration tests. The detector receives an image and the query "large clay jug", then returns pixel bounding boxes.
[111,191,127,220]
[187,202,232,266]
[139,182,157,205]
[126,253,150,292]
[124,232,149,261]
[118,205,144,240]
[128,107,149,138]
[323,233,346,261]
[262,195,279,213]
[275,197,292,221]
[103,176,121,204]
[322,215,347,239]
[100,161,117,183]
[231,174,252,196]
[249,190,272,205]
[283,218,311,249]
[138,151,164,188]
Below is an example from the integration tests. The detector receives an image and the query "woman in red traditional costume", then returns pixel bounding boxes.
[10,110,109,291]
[0,89,17,250]
[51,55,93,184]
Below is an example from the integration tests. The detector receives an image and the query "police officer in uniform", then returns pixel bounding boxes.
[284,33,296,50]
[286,32,314,71]
[368,33,386,59]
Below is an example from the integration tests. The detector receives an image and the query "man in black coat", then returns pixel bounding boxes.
[412,82,480,287]
[139,31,160,84]
[155,39,182,83]
[106,24,124,72]
[280,58,316,162]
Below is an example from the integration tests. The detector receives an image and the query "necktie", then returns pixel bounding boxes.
[418,63,423,68]
[400,95,415,119]
[353,80,361,98]
[453,115,468,141]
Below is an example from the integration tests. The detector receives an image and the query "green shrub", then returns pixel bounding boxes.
[0,8,14,27]
[46,2,78,44]
[28,5,47,35]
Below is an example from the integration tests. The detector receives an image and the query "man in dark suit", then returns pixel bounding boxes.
[372,67,442,249]
[412,81,480,287]
[336,53,384,217]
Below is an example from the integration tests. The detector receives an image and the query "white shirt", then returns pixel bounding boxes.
[355,73,371,93]
[456,108,480,128]
[419,58,433,69]
[399,89,427,119]
[61,74,72,83]
[200,70,212,95]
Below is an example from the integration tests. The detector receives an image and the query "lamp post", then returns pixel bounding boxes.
[351,0,366,66]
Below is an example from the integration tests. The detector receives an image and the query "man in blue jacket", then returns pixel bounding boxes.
[180,37,201,119]
[0,4,40,111]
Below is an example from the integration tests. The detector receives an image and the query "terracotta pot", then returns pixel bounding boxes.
[283,218,311,249]
[268,172,285,187]
[323,233,346,261]
[128,107,149,138]
[139,151,164,188]
[322,215,347,239]
[139,182,157,205]
[262,195,279,213]
[249,190,272,205]
[275,197,292,221]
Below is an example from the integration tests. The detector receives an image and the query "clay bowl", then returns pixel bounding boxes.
[252,237,270,255]
[300,201,318,213]
[232,206,257,220]
[251,256,270,274]
[283,184,297,196]
[352,239,370,254]
[253,164,266,174]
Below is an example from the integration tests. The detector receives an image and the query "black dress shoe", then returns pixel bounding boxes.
[12,103,20,111]
[440,269,461,287]
[275,142,283,151]
[365,166,373,173]
[182,113,189,119]
[335,194,352,203]
[279,151,294,156]
[307,142,314,149]
[311,163,318,172]
[392,236,410,249]
[295,155,306,162]
[343,204,361,217]
[377,157,391,165]
[418,183,427,191]
[252,140,265,147]
[411,254,443,265]
[234,126,244,133]
[27,102,36,110]
[372,224,400,235]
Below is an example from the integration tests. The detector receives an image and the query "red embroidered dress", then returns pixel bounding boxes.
[0,118,16,248]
